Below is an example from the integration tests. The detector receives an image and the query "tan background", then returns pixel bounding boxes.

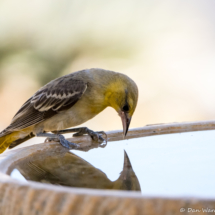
[0,0,215,133]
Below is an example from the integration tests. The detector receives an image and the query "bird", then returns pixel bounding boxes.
[0,68,138,154]
[16,148,141,191]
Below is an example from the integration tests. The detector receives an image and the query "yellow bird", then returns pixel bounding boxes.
[0,68,138,153]
[16,150,141,191]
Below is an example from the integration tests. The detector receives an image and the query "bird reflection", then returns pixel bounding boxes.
[15,150,141,191]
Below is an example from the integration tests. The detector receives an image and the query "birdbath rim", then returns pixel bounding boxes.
[1,120,215,215]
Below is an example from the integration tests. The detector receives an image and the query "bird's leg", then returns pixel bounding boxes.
[55,127,107,144]
[36,132,78,149]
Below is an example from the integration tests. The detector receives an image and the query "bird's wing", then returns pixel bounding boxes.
[0,76,87,136]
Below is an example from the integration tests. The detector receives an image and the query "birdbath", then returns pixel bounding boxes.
[1,121,215,215]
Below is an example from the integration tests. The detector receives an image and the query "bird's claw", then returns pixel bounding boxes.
[73,128,107,144]
[58,134,79,149]
[87,130,107,144]
[45,134,78,149]
[97,131,107,144]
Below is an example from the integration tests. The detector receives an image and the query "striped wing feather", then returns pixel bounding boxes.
[0,76,87,137]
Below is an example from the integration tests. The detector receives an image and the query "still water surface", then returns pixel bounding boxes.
[11,130,215,198]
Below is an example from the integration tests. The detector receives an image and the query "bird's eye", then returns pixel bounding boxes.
[122,104,129,112]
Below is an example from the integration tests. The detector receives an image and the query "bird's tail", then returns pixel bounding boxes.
[0,133,17,153]
[0,131,35,154]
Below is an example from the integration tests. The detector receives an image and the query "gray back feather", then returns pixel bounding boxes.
[0,75,87,137]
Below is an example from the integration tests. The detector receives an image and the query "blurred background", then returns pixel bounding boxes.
[0,0,215,134]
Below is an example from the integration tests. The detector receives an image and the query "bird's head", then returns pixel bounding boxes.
[105,73,138,138]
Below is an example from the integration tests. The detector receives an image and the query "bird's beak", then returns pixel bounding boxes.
[120,111,131,138]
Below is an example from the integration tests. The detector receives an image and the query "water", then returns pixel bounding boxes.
[10,130,215,197]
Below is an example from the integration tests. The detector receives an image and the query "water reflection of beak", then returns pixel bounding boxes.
[120,111,131,138]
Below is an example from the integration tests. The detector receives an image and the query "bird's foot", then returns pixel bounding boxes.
[45,134,78,149]
[53,127,107,148]
[73,128,107,145]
